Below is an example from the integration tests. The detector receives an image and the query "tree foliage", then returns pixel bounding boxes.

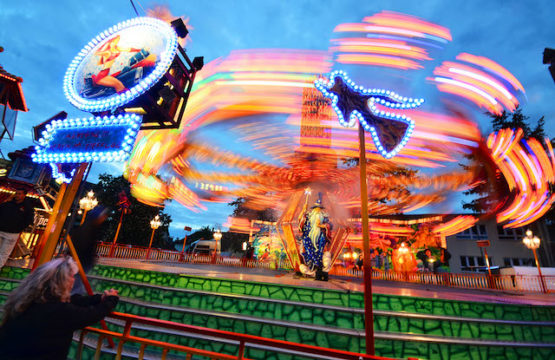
[489,107,546,141]
[183,226,214,245]
[342,157,417,214]
[228,197,277,222]
[462,107,547,213]
[91,174,173,249]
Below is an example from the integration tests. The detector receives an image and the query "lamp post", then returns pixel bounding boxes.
[523,230,547,293]
[212,229,222,264]
[146,215,162,259]
[78,191,98,225]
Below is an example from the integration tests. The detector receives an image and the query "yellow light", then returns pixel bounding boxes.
[150,215,162,230]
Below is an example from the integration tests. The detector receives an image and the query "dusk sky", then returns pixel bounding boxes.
[1,0,553,239]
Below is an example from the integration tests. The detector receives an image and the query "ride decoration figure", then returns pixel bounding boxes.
[83,34,157,98]
[298,192,332,281]
[116,191,132,215]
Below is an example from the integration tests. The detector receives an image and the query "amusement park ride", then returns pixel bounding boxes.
[27,10,555,357]
[30,16,203,265]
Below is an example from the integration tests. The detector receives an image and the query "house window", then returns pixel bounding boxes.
[460,255,494,272]
[456,225,488,240]
[497,226,525,241]
[503,257,534,267]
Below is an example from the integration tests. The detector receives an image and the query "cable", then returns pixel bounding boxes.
[129,0,139,16]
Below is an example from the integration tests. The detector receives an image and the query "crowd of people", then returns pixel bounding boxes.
[343,246,451,274]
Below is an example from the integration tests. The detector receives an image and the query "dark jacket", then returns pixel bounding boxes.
[0,294,118,360]
[70,222,103,270]
[0,199,34,234]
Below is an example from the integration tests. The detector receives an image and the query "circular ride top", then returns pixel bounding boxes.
[63,17,178,113]
[123,11,555,269]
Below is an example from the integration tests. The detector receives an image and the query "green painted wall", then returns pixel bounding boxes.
[1,265,554,360]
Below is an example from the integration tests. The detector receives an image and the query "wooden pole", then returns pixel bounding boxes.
[146,227,156,259]
[358,123,375,355]
[34,163,89,269]
[109,211,125,257]
[79,209,88,226]
[181,234,187,255]
[484,248,492,276]
[532,248,547,293]
[65,234,115,348]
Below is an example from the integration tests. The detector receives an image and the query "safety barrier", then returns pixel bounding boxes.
[96,243,553,293]
[76,311,410,360]
[97,243,293,270]
[329,266,554,293]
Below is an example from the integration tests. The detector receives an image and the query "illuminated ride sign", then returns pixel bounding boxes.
[32,114,142,182]
[63,17,178,113]
[314,70,423,159]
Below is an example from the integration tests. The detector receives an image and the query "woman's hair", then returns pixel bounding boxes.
[2,257,78,324]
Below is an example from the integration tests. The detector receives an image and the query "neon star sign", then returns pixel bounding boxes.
[314,70,423,159]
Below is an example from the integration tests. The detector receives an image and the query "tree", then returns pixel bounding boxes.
[228,197,276,222]
[221,231,248,254]
[463,108,548,213]
[488,107,545,142]
[91,174,173,249]
[182,226,214,246]
[342,157,418,215]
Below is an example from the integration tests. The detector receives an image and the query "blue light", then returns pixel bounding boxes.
[314,70,423,159]
[50,164,76,184]
[63,17,179,112]
[32,113,143,167]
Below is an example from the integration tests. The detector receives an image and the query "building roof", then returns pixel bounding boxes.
[0,64,28,112]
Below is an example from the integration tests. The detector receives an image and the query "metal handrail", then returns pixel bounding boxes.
[78,311,410,360]
[96,243,554,293]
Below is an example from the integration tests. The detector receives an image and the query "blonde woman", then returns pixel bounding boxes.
[0,257,118,359]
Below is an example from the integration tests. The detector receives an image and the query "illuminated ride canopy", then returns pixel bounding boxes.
[125,11,555,268]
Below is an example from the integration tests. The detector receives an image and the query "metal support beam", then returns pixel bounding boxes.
[34,163,89,268]
[358,123,375,355]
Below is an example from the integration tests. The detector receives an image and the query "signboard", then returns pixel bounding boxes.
[32,113,142,164]
[33,209,50,230]
[63,17,178,113]
[476,240,490,248]
[300,87,332,151]
[8,158,47,185]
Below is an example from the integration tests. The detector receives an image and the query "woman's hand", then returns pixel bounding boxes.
[102,288,119,300]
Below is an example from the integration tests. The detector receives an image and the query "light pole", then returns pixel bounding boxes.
[146,215,162,259]
[212,229,222,263]
[523,230,547,293]
[78,191,98,225]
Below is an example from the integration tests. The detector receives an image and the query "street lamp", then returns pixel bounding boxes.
[146,215,162,259]
[523,230,547,293]
[398,242,409,255]
[79,191,98,225]
[212,229,222,263]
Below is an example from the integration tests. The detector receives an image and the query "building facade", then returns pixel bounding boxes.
[446,218,553,273]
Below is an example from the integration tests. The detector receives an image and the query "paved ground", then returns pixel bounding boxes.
[94,258,555,306]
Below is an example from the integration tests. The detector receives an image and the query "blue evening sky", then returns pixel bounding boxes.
[1,0,553,238]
